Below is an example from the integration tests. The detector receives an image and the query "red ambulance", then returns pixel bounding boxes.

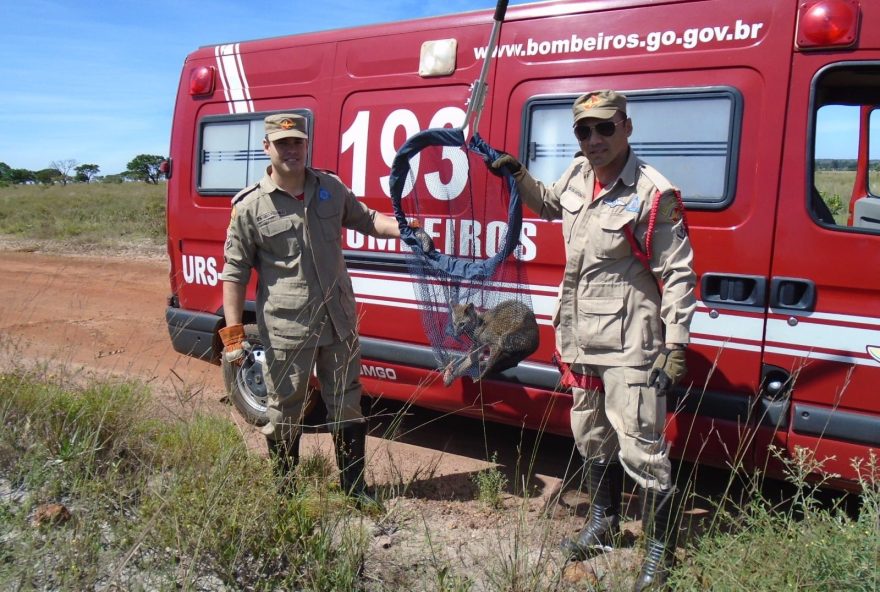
[164,0,880,491]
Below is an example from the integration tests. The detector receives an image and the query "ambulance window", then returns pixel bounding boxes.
[197,112,312,195]
[522,90,739,205]
[871,110,880,197]
[199,119,266,193]
[810,65,880,231]
[812,106,859,225]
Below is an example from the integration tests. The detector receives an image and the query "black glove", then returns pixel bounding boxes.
[489,152,523,178]
[648,347,687,392]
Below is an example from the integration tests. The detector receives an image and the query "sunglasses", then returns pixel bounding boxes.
[574,118,627,141]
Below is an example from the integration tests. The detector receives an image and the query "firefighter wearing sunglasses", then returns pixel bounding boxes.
[492,90,696,591]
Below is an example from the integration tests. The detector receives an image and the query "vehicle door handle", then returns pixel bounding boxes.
[701,273,766,307]
[769,277,816,312]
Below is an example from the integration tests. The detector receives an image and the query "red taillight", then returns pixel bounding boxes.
[796,0,859,49]
[189,66,215,96]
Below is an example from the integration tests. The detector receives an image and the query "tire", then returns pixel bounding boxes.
[221,324,321,427]
[222,324,269,426]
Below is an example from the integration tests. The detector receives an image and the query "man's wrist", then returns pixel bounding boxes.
[665,343,686,351]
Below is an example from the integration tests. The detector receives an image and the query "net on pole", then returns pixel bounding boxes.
[390,129,538,385]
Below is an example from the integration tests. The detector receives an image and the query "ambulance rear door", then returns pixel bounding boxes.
[763,0,880,487]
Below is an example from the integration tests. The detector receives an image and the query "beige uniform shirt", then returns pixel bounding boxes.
[220,167,380,351]
[516,150,696,367]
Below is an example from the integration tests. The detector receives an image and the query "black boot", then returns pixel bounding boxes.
[333,422,370,502]
[266,433,300,492]
[561,462,624,560]
[633,486,682,591]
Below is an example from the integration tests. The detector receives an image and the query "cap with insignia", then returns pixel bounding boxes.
[571,90,627,125]
[265,113,309,141]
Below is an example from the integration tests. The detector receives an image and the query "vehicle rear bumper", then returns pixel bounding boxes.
[165,306,222,363]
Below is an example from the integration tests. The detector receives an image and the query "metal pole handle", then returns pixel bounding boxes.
[462,0,508,137]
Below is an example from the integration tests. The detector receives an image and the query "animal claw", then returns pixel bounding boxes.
[442,363,456,386]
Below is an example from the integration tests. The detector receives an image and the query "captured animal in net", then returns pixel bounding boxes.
[443,299,539,386]
[390,129,538,385]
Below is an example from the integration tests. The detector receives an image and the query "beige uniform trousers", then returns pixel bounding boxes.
[570,363,671,492]
[260,333,365,443]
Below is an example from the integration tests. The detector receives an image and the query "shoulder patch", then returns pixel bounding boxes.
[659,192,685,224]
[231,182,260,206]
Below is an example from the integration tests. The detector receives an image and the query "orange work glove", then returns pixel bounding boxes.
[219,324,248,365]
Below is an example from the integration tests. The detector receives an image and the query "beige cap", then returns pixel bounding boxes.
[264,113,308,141]
[571,90,627,125]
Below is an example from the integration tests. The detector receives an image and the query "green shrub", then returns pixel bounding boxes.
[472,451,508,509]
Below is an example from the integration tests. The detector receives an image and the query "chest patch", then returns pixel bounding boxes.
[603,196,627,208]
[565,185,586,201]
[624,196,641,213]
[256,211,280,224]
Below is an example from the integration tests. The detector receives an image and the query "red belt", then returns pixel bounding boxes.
[552,349,602,391]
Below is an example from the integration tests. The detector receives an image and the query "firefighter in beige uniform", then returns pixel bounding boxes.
[493,91,695,591]
[219,113,400,498]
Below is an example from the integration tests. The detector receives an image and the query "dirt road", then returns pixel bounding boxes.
[1,251,218,389]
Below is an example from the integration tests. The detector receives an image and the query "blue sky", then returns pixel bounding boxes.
[0,0,528,176]
[0,0,868,176]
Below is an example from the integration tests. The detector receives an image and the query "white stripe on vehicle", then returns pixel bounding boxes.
[350,268,559,294]
[764,345,874,367]
[775,308,880,327]
[351,273,557,323]
[214,46,230,110]
[766,317,876,358]
[691,310,764,342]
[351,270,880,364]
[689,337,762,353]
[233,45,253,110]
[214,43,253,114]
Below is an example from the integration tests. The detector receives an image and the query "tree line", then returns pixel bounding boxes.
[0,155,167,186]
[815,158,880,171]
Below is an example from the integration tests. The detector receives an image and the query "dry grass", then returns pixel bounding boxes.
[0,182,165,251]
